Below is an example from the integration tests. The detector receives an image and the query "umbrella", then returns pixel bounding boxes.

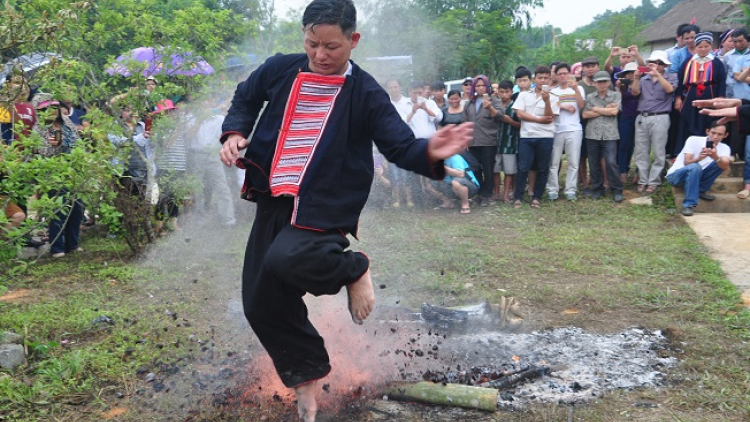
[106,47,214,77]
[0,52,62,81]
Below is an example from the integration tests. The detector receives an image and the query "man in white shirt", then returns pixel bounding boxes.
[405,81,443,139]
[512,65,560,208]
[666,120,732,216]
[547,63,584,201]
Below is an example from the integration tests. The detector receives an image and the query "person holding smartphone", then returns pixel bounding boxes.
[461,74,504,206]
[631,50,678,194]
[666,120,732,216]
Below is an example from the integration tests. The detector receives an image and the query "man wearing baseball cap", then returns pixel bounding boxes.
[582,71,623,202]
[630,50,678,194]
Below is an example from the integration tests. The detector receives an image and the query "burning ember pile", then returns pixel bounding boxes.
[389,322,678,409]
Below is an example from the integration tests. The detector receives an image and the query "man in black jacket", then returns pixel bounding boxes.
[218,1,472,420]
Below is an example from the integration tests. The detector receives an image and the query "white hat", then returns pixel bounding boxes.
[616,62,638,78]
[646,50,672,66]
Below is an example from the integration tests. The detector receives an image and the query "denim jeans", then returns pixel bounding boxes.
[515,137,553,201]
[618,115,636,175]
[586,139,622,193]
[48,191,84,254]
[667,162,724,208]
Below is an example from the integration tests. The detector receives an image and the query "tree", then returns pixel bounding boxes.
[0,0,258,278]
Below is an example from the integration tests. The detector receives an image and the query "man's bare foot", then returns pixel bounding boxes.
[294,381,317,422]
[346,269,375,325]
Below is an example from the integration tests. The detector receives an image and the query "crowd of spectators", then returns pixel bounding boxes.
[1,72,240,256]
[374,22,749,216]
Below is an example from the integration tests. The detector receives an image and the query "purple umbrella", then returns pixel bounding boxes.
[106,47,214,77]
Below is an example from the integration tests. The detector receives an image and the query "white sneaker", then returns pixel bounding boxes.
[547,191,558,201]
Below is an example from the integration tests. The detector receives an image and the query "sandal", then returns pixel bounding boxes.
[513,200,523,209]
[460,206,471,214]
[645,185,658,194]
[636,185,646,193]
[530,199,541,208]
[737,189,750,199]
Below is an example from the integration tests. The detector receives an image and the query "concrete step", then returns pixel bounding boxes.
[725,160,745,178]
[673,191,750,213]
[698,177,744,194]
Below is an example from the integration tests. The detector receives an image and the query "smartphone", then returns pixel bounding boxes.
[541,85,550,92]
[482,93,489,100]
[706,140,714,149]
[54,129,62,145]
[638,66,649,73]
[619,47,628,55]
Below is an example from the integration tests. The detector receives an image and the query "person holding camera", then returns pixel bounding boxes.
[666,120,732,216]
[630,50,678,194]
[615,62,641,186]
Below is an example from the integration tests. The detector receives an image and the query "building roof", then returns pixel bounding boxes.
[640,0,741,43]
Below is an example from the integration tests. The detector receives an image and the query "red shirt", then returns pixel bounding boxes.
[12,102,36,140]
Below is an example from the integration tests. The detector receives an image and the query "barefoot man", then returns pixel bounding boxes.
[218,1,473,420]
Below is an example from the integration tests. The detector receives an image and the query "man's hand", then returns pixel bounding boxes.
[699,106,738,125]
[220,134,249,167]
[693,98,742,109]
[610,46,620,58]
[427,122,474,162]
[541,90,550,102]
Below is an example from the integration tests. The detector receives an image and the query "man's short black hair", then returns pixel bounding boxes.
[515,66,532,80]
[733,27,750,42]
[302,0,357,37]
[679,24,700,37]
[409,81,424,91]
[534,65,551,76]
[675,23,689,37]
[498,80,514,90]
[549,61,562,69]
[555,62,570,73]
[430,82,444,91]
[708,119,728,132]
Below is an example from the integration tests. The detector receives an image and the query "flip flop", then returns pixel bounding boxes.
[513,200,523,209]
[531,199,541,208]
[460,207,471,214]
[738,189,750,199]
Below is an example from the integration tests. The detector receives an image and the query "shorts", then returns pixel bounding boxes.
[493,153,517,175]
[443,177,478,198]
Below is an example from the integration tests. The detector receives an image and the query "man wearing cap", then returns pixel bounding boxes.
[461,77,473,104]
[582,70,623,202]
[578,56,603,196]
[614,62,640,186]
[631,50,678,193]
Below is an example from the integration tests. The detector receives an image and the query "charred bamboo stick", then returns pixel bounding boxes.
[385,381,497,412]
[477,365,550,390]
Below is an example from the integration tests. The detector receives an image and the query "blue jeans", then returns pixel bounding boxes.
[48,191,84,254]
[515,137,553,201]
[666,162,724,208]
[618,115,636,175]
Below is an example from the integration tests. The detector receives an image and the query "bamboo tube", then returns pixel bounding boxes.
[385,381,497,412]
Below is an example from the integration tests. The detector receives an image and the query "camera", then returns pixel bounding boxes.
[618,78,632,86]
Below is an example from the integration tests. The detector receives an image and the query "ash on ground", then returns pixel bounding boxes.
[396,325,677,409]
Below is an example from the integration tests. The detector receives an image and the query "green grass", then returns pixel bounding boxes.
[2,197,750,421]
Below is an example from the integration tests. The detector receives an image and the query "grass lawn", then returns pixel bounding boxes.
[1,194,749,421]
